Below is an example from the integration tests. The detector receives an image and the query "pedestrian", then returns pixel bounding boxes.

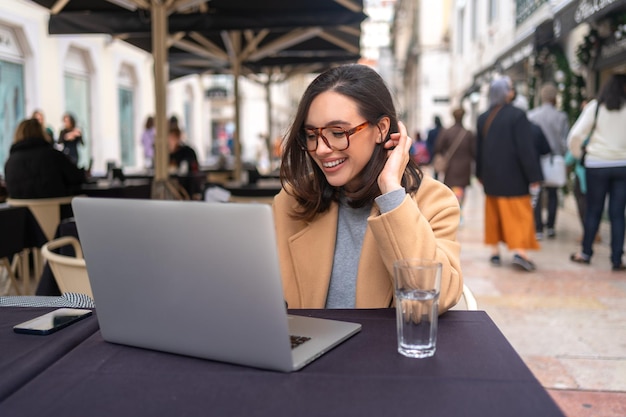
[528,83,570,240]
[410,132,430,166]
[274,64,462,311]
[568,73,626,271]
[432,107,476,222]
[476,76,542,272]
[426,115,443,179]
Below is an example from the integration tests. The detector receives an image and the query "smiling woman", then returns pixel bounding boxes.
[273,64,463,312]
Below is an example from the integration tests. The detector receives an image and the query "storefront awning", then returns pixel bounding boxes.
[553,0,626,39]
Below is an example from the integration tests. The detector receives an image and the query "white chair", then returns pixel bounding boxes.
[41,236,92,298]
[461,284,478,311]
[7,196,76,241]
[1,256,26,295]
[7,196,77,282]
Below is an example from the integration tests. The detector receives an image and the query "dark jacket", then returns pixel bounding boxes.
[4,137,85,198]
[169,144,201,197]
[476,104,542,196]
[532,122,552,158]
[433,123,476,188]
[58,128,83,165]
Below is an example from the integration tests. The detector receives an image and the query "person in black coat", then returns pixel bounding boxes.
[58,112,83,165]
[476,76,543,272]
[168,126,201,199]
[4,118,86,200]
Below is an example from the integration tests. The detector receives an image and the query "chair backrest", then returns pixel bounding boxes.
[41,236,92,297]
[461,284,478,311]
[7,196,76,241]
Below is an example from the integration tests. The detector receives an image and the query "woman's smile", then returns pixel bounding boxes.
[321,158,346,169]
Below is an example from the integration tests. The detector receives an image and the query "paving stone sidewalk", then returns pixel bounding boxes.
[457,178,626,417]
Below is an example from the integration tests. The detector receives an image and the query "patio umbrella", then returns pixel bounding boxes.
[29,0,365,198]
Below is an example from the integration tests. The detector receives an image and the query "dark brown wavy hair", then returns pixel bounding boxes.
[597,73,626,111]
[13,118,47,144]
[280,64,422,222]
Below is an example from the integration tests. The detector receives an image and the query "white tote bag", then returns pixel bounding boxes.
[540,154,566,187]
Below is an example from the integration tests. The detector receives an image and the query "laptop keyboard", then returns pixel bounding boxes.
[290,335,311,349]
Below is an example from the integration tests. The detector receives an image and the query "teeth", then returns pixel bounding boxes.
[323,159,345,168]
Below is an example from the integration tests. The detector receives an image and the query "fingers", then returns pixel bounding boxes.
[386,121,412,152]
[398,121,413,152]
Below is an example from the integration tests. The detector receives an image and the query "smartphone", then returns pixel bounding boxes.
[13,308,93,335]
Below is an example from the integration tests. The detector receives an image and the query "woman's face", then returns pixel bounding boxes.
[305,91,380,191]
[168,133,179,152]
[63,116,71,128]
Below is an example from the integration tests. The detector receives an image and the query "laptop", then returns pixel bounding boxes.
[71,197,361,372]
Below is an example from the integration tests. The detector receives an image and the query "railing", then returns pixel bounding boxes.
[516,0,550,25]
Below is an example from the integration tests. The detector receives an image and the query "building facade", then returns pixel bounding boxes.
[389,0,626,134]
[0,0,300,178]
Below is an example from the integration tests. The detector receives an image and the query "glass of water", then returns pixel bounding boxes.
[393,259,442,358]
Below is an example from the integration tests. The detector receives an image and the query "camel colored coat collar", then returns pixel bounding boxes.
[273,175,463,311]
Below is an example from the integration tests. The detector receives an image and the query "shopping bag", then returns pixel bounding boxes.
[540,154,566,187]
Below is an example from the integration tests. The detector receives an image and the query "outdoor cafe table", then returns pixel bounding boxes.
[0,308,565,417]
[0,204,46,261]
[0,307,99,402]
[80,179,152,199]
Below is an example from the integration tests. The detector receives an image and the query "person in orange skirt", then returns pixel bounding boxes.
[476,76,543,271]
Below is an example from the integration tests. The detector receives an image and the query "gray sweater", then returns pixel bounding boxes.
[325,189,406,308]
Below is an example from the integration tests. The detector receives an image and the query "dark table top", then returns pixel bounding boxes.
[0,308,565,417]
[0,307,98,402]
[222,180,282,197]
[80,179,152,199]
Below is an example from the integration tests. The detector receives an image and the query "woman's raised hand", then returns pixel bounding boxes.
[378,121,413,195]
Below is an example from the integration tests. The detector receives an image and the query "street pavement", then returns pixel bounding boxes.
[455,175,626,417]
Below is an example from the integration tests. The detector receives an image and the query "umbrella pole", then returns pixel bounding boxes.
[150,0,183,199]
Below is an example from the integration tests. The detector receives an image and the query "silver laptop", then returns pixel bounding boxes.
[72,197,361,372]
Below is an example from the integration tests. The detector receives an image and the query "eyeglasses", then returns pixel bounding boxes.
[300,121,370,152]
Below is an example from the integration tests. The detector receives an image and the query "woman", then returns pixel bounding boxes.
[432,107,476,220]
[141,116,156,168]
[58,112,83,165]
[475,76,542,272]
[274,64,462,311]
[568,74,626,271]
[4,118,86,199]
[31,109,54,143]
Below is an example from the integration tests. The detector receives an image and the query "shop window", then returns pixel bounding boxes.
[118,87,135,167]
[63,47,92,169]
[118,64,136,167]
[488,0,498,24]
[184,86,194,143]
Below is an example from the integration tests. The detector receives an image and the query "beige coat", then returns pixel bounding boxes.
[272,175,463,312]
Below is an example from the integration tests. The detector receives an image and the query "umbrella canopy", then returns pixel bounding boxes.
[29,0,365,197]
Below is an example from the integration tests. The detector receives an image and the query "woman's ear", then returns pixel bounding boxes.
[376,116,391,143]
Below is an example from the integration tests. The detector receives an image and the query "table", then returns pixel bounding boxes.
[35,221,80,296]
[0,205,47,294]
[0,307,98,402]
[80,179,152,199]
[222,180,282,203]
[0,205,46,259]
[0,309,565,417]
